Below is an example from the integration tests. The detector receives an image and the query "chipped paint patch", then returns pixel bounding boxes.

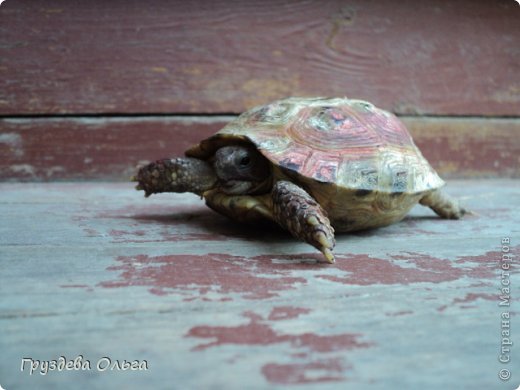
[186,311,371,352]
[186,310,372,384]
[262,358,349,384]
[0,132,24,157]
[99,253,307,299]
[268,306,311,321]
[385,310,414,317]
[317,250,506,286]
[452,293,496,304]
[100,249,515,301]
[437,292,496,312]
[8,164,36,177]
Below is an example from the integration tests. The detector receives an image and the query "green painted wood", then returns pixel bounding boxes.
[0,181,518,388]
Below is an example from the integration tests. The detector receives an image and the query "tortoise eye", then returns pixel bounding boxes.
[239,156,251,167]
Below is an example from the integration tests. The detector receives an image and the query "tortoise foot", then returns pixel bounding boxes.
[420,189,469,220]
[272,180,336,263]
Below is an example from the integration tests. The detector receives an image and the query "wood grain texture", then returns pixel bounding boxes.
[1,180,518,388]
[1,116,518,181]
[404,117,520,178]
[0,117,226,181]
[0,0,518,115]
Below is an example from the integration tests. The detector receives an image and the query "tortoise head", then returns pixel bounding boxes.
[213,145,271,195]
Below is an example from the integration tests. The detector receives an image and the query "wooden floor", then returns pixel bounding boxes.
[0,180,518,389]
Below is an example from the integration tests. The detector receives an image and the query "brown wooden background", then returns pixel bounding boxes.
[1,0,519,181]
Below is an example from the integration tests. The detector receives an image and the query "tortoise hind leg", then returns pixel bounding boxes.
[272,181,336,263]
[419,189,468,219]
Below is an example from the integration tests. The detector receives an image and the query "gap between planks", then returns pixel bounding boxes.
[1,113,520,121]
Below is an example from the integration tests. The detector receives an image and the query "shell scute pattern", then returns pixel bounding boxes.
[211,97,444,194]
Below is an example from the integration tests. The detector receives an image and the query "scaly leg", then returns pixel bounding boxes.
[133,158,217,197]
[419,189,468,219]
[272,181,336,263]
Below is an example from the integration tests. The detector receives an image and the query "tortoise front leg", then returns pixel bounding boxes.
[272,181,336,263]
[133,158,217,197]
[419,189,468,219]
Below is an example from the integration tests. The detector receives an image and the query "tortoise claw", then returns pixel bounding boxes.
[321,247,335,264]
[272,180,336,264]
[315,231,335,264]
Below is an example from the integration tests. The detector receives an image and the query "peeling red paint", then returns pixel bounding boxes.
[385,310,414,317]
[99,253,307,299]
[100,249,514,301]
[262,358,349,384]
[466,281,493,288]
[317,250,505,286]
[437,292,496,312]
[268,306,311,321]
[453,251,502,279]
[452,293,496,304]
[186,310,372,352]
[186,310,371,383]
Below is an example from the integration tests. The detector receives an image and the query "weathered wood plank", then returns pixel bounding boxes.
[404,117,520,179]
[1,116,519,181]
[0,180,519,388]
[0,0,518,115]
[0,117,226,181]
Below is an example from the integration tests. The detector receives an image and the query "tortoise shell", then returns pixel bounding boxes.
[187,97,444,195]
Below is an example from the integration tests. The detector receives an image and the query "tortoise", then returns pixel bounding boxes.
[133,97,467,263]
